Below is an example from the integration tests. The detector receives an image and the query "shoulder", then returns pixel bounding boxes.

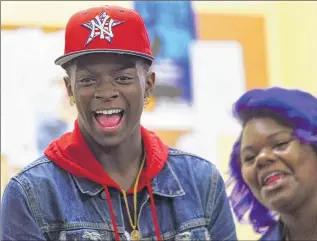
[167,147,220,177]
[2,156,65,211]
[9,155,71,191]
[168,148,214,166]
[166,148,222,192]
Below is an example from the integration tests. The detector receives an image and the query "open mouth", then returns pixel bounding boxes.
[93,108,124,130]
[263,172,284,186]
[260,171,290,190]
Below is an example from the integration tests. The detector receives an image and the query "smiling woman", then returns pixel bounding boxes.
[228,87,317,240]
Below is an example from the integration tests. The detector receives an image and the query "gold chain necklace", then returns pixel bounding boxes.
[121,154,146,241]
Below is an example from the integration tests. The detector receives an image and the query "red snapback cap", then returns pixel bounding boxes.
[55,5,153,66]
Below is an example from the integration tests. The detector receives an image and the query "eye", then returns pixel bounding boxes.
[243,155,256,164]
[115,76,133,82]
[273,141,290,150]
[79,77,97,85]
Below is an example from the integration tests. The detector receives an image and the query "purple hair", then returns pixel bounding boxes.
[228,87,317,233]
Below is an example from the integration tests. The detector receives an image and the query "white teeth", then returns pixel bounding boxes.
[263,172,284,184]
[95,109,123,115]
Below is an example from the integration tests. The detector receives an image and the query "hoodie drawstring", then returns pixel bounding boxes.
[103,184,161,241]
[104,185,121,241]
[147,181,162,241]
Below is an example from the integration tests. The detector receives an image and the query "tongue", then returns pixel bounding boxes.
[265,175,282,185]
[96,114,121,128]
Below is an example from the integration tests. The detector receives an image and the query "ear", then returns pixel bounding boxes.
[145,72,155,97]
[63,76,73,97]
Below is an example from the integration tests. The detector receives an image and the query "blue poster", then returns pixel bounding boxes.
[134,1,197,104]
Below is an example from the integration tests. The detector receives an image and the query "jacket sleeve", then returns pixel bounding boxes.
[208,167,237,240]
[1,179,47,240]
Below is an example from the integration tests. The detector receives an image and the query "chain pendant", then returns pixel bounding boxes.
[131,229,141,241]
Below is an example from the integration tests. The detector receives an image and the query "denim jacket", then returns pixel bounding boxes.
[1,149,237,241]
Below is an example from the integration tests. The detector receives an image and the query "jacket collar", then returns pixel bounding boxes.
[72,158,185,198]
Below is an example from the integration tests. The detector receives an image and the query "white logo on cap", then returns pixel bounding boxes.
[82,10,124,46]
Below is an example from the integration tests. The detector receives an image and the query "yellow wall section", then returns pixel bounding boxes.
[275,2,317,95]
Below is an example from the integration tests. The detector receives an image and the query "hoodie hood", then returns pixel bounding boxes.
[44,119,168,240]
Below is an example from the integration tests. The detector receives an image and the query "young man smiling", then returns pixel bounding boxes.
[1,5,237,241]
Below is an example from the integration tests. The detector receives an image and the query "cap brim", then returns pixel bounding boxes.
[55,49,154,66]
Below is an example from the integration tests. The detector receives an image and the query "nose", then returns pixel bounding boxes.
[255,148,276,170]
[94,79,119,102]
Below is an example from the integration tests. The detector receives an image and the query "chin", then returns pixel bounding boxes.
[262,191,298,213]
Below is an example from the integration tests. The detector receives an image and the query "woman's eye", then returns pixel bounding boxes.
[244,156,255,164]
[273,141,289,150]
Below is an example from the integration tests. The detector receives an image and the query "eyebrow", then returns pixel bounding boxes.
[76,63,95,75]
[241,130,292,153]
[266,130,292,139]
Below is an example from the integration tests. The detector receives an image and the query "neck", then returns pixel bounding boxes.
[280,193,317,240]
[81,123,144,191]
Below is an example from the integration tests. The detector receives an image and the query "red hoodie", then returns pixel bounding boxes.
[44,120,169,241]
